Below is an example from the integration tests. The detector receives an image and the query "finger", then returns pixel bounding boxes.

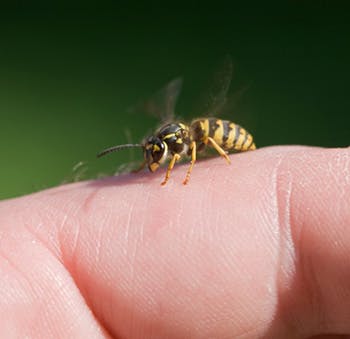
[0,201,110,338]
[1,146,349,338]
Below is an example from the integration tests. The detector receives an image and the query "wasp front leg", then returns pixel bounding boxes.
[161,153,181,186]
[183,141,196,185]
[132,160,146,173]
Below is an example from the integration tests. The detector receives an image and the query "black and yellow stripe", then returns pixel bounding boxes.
[190,118,256,152]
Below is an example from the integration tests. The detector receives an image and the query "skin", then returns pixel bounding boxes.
[0,146,350,339]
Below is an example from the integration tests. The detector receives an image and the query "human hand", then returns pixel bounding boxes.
[1,146,349,338]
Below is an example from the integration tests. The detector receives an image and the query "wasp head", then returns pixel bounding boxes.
[143,136,168,172]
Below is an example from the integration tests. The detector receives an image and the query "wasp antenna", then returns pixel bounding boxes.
[97,144,142,158]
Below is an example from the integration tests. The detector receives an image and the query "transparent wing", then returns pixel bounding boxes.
[194,54,233,117]
[62,161,89,183]
[191,55,255,128]
[127,77,183,123]
[216,82,250,117]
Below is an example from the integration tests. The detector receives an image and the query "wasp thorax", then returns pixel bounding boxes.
[144,136,168,172]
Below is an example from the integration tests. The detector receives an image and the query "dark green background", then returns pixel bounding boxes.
[1,3,349,199]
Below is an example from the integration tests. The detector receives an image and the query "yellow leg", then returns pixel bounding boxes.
[183,141,196,185]
[206,137,231,164]
[161,153,181,186]
[132,160,146,173]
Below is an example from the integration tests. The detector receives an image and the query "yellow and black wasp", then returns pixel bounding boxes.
[98,56,256,185]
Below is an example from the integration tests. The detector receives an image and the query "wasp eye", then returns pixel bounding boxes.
[144,137,165,164]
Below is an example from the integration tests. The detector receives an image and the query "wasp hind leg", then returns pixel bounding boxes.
[183,141,196,185]
[206,137,231,164]
[161,153,181,186]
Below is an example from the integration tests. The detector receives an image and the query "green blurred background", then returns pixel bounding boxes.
[1,3,349,199]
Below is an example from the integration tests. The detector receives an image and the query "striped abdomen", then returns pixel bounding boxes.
[190,118,256,152]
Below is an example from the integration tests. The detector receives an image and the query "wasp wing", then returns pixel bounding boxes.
[193,54,233,117]
[191,55,255,128]
[127,77,183,124]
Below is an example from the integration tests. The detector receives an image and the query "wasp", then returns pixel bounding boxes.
[97,118,255,185]
[98,57,256,185]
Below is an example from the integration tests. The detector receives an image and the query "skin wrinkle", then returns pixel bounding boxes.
[0,245,34,298]
[30,257,68,316]
[63,184,116,268]
[324,150,349,307]
[196,164,218,243]
[174,189,185,241]
[82,186,104,213]
[51,187,114,337]
[98,185,154,338]
[144,169,239,336]
[19,187,85,263]
[64,212,82,271]
[282,148,350,336]
[317,149,350,333]
[124,195,136,260]
[298,219,325,333]
[189,154,274,334]
[344,152,350,184]
[284,150,332,336]
[269,151,302,336]
[64,189,117,338]
[138,184,150,244]
[328,151,350,219]
[94,215,104,267]
[0,229,48,302]
[233,153,281,334]
[206,164,220,237]
[33,270,69,336]
[234,318,272,339]
[0,225,105,338]
[274,155,297,279]
[126,196,146,338]
[23,217,64,269]
[16,197,62,259]
[196,190,206,243]
[204,173,266,333]
[131,184,151,308]
[254,151,285,240]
